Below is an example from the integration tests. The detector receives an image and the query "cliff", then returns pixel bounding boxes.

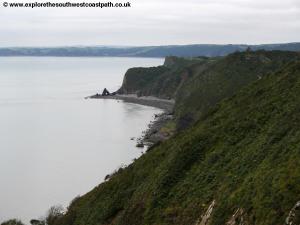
[118,51,300,130]
[57,58,300,225]
[50,52,300,225]
[117,56,206,99]
[45,52,300,225]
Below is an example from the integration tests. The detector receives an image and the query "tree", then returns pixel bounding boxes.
[30,219,45,225]
[45,205,64,225]
[1,219,24,225]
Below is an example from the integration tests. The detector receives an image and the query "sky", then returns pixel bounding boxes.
[0,0,299,47]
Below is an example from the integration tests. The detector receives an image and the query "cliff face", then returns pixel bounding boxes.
[117,56,206,99]
[117,66,171,96]
[54,54,300,225]
[119,51,300,130]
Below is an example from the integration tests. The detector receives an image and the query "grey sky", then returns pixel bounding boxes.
[0,0,299,47]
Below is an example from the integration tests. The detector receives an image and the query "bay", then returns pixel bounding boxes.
[0,57,163,223]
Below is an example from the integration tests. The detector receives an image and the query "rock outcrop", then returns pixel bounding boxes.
[226,208,249,225]
[163,56,180,68]
[102,88,110,96]
[285,201,300,225]
[195,200,216,225]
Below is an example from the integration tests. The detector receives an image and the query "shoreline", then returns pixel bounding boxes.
[87,94,175,113]
[137,112,174,147]
[87,94,175,146]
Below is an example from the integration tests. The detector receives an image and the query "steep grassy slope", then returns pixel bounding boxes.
[117,56,213,99]
[117,51,300,130]
[56,60,300,225]
[175,50,300,128]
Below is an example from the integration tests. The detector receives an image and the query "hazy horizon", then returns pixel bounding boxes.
[1,41,300,49]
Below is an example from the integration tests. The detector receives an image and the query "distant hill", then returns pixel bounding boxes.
[0,43,299,57]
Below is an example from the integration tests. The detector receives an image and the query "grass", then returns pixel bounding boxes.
[54,55,300,225]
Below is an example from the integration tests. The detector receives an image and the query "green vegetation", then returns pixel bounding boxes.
[52,53,300,225]
[117,66,170,97]
[175,50,300,128]
[118,51,300,130]
[117,56,209,99]
[159,120,176,137]
[1,219,24,225]
[29,205,64,225]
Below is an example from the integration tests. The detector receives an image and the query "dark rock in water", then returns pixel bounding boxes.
[102,88,110,96]
[136,143,144,148]
[130,137,135,140]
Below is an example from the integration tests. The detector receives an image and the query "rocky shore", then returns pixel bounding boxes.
[87,93,175,147]
[137,112,174,147]
[87,94,174,113]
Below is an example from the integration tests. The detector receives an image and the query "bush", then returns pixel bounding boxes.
[1,219,24,225]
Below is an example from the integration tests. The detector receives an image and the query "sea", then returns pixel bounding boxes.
[0,57,163,223]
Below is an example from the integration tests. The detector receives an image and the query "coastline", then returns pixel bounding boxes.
[87,94,175,146]
[87,94,175,113]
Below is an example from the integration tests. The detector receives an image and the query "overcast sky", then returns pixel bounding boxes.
[0,0,299,47]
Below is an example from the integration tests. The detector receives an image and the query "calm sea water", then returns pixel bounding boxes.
[0,57,163,223]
